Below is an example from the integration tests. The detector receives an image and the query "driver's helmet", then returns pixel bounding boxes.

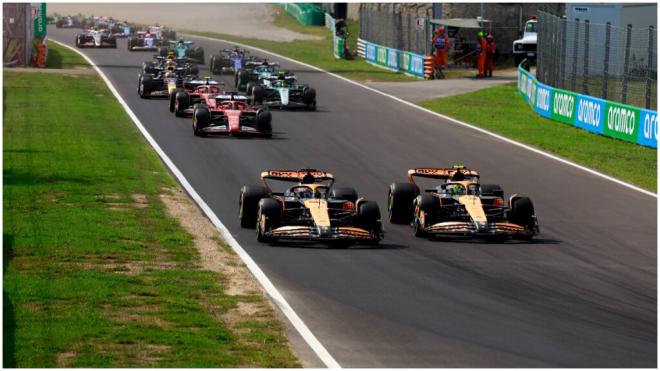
[446,183,466,196]
[295,187,314,199]
[277,72,286,80]
[178,38,185,45]
[451,171,465,181]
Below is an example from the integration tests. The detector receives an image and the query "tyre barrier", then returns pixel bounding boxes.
[423,56,434,80]
[518,65,657,148]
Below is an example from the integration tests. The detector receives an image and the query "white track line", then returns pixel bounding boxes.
[50,39,341,369]
[188,33,657,199]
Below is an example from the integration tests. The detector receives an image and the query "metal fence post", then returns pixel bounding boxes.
[559,17,567,89]
[582,20,590,95]
[603,22,611,100]
[622,24,632,104]
[571,18,580,92]
[646,25,654,109]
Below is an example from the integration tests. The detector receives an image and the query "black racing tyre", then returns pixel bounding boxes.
[245,82,254,96]
[75,35,79,48]
[252,85,265,104]
[188,64,199,76]
[256,109,272,138]
[175,90,190,117]
[237,71,248,91]
[192,106,210,136]
[138,74,152,99]
[480,184,504,198]
[159,47,168,57]
[209,55,217,74]
[509,197,535,230]
[169,88,183,112]
[302,87,316,104]
[256,198,281,243]
[388,182,419,224]
[414,194,438,237]
[305,100,317,111]
[329,187,358,203]
[127,38,133,50]
[109,37,117,48]
[356,200,381,234]
[239,185,270,228]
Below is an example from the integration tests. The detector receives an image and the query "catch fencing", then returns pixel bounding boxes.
[537,10,657,110]
[359,5,432,56]
[3,3,30,67]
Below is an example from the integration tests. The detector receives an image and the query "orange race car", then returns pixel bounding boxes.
[239,169,383,247]
[388,165,539,241]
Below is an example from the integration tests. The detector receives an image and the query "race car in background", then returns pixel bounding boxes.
[190,92,272,137]
[234,60,279,92]
[127,26,175,51]
[159,39,205,64]
[251,72,317,110]
[239,169,383,246]
[138,59,198,99]
[142,55,199,77]
[75,29,117,48]
[209,46,258,74]
[167,77,224,116]
[56,16,80,28]
[387,165,539,241]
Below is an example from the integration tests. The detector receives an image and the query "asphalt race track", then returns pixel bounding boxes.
[49,27,656,367]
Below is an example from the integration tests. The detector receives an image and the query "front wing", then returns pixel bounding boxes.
[264,225,382,243]
[423,221,537,239]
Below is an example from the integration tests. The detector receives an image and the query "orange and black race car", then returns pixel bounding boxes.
[239,169,383,247]
[388,165,539,241]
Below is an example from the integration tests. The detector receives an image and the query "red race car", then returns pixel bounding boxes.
[169,78,225,117]
[191,93,272,138]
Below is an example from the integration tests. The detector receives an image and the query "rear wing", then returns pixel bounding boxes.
[260,169,335,190]
[407,167,479,183]
[214,93,248,102]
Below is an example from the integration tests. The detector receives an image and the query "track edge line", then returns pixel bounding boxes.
[50,38,342,369]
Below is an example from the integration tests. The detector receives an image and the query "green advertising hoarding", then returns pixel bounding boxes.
[603,101,640,144]
[33,3,47,37]
[550,89,577,125]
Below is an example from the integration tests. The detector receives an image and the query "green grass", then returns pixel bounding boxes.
[184,6,418,82]
[420,83,657,191]
[46,41,89,69]
[3,71,299,367]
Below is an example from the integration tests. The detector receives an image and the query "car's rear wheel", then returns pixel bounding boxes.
[388,182,419,224]
[169,88,182,112]
[138,74,152,99]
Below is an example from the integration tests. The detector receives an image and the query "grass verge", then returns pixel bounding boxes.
[3,70,299,367]
[420,83,657,191]
[46,41,89,69]
[185,6,418,82]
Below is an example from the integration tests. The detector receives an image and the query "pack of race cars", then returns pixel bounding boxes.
[135,42,316,138]
[62,17,540,247]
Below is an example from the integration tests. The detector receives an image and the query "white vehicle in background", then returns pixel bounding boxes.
[513,16,538,67]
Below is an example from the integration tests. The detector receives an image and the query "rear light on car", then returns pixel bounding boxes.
[342,201,355,211]
[494,198,504,207]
